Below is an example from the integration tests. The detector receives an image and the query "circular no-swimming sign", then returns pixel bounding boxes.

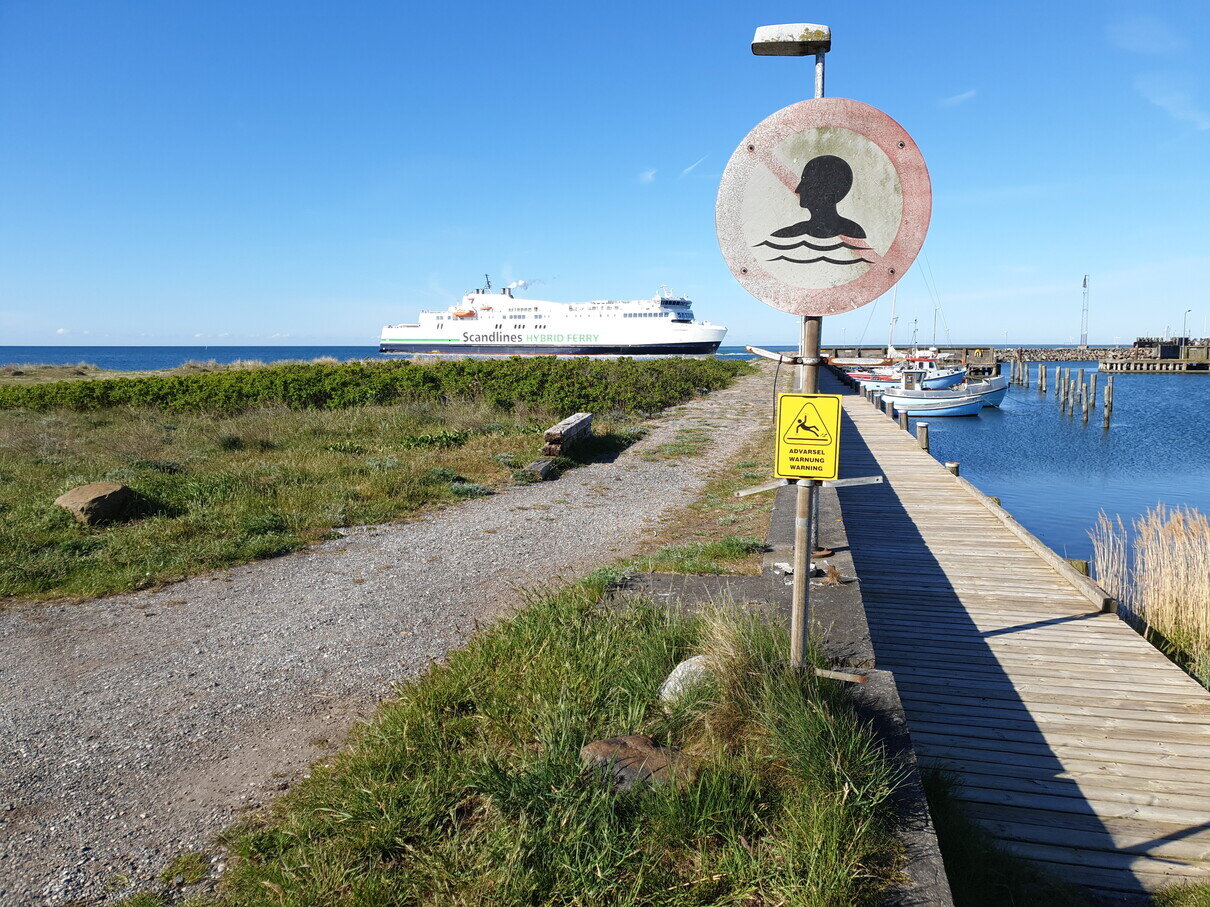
[716,97,931,317]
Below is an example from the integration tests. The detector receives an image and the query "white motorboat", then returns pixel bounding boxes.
[878,375,1010,416]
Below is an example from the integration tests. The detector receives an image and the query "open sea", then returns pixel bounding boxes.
[3,344,1206,562]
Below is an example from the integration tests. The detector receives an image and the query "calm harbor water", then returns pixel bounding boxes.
[3,346,1205,561]
[910,363,1210,562]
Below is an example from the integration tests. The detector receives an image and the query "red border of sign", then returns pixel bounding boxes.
[716,97,931,317]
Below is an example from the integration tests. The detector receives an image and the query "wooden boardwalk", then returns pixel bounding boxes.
[826,373,1210,902]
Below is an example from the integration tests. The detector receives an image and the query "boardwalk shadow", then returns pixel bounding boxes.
[828,389,1153,904]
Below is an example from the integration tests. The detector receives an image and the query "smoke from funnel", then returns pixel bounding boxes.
[507,279,543,291]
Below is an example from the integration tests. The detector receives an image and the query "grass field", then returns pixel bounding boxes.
[0,401,559,599]
[207,580,902,906]
[0,357,750,600]
[634,428,776,576]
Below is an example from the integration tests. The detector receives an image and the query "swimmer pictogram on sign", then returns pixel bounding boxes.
[782,401,833,445]
[754,155,874,268]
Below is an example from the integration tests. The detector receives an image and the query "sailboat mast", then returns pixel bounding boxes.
[888,286,898,352]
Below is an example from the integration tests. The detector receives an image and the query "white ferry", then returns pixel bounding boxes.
[379,280,727,356]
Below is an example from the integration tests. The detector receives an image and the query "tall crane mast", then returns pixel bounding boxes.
[1079,275,1089,349]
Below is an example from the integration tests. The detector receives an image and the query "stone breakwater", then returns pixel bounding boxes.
[996,348,1137,362]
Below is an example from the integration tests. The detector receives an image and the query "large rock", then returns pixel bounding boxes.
[658,655,711,704]
[579,734,693,791]
[53,482,136,525]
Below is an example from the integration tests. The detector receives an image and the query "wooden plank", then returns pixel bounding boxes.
[905,708,1210,745]
[541,412,592,456]
[897,685,1210,718]
[881,662,1198,695]
[870,626,1159,652]
[999,841,1210,887]
[950,778,1210,827]
[880,659,1198,692]
[910,724,1210,761]
[962,802,1210,861]
[867,613,1135,638]
[873,642,1181,671]
[543,411,592,444]
[872,634,1177,661]
[895,677,1210,708]
[916,744,1210,784]
[900,693,1210,727]
[934,758,1210,799]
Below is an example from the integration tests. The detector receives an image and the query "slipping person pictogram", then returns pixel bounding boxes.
[782,401,832,445]
[755,155,874,266]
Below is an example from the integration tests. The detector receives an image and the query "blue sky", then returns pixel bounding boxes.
[2,1,1208,347]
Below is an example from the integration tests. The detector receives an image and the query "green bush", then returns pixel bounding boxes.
[450,482,492,498]
[0,358,752,417]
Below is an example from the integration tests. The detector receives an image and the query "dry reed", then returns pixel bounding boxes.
[1090,505,1210,679]
[1089,511,1129,605]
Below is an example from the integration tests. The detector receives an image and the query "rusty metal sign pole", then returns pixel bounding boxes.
[789,50,827,669]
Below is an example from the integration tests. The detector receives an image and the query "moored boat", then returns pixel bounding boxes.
[848,355,968,390]
[880,375,1010,416]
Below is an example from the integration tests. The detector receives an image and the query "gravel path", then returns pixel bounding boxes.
[0,365,774,905]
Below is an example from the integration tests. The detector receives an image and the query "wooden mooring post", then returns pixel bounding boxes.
[898,410,909,431]
[1040,364,1047,392]
[916,421,930,453]
[1103,375,1114,429]
[1089,372,1098,407]
[1081,383,1090,423]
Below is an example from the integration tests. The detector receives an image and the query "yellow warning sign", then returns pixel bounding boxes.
[775,393,842,480]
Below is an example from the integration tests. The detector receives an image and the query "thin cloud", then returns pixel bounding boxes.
[56,327,69,335]
[681,155,708,175]
[1106,15,1186,55]
[938,89,976,108]
[1136,72,1210,130]
[638,168,657,184]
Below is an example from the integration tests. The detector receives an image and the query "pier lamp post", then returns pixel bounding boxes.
[750,23,831,671]
[1183,309,1192,342]
[718,22,931,669]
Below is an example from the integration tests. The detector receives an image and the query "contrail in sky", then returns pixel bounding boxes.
[681,155,708,175]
